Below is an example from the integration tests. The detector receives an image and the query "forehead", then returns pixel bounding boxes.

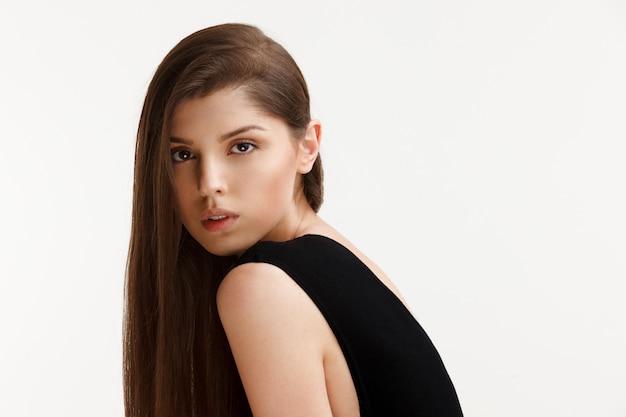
[173,87,255,119]
[169,88,290,140]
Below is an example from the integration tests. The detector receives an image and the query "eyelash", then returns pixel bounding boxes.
[230,142,257,155]
[170,142,257,163]
[171,149,195,163]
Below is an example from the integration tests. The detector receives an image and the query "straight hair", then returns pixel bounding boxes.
[124,23,323,417]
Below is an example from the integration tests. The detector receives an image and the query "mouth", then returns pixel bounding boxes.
[207,215,228,221]
[201,210,238,232]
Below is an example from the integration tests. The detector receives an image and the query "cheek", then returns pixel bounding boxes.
[172,176,196,220]
[251,156,298,195]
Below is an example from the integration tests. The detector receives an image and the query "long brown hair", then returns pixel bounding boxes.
[124,23,324,417]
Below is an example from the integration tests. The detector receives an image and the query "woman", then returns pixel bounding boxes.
[125,23,463,417]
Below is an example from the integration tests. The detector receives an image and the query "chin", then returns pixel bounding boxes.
[200,239,249,258]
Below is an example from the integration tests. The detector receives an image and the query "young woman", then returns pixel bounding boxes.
[125,23,463,417]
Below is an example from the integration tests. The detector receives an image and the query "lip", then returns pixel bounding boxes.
[200,208,239,232]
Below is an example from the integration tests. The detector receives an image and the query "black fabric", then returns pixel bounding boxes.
[233,234,463,417]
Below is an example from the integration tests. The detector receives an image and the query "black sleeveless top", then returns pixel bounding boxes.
[233,234,463,417]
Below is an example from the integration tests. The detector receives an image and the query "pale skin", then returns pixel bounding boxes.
[170,86,412,417]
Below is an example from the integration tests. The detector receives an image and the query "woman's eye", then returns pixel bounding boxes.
[171,149,195,162]
[231,142,256,154]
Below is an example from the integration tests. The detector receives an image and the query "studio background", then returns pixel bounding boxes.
[1,1,624,416]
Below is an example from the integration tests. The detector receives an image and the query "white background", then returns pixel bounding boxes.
[1,1,625,416]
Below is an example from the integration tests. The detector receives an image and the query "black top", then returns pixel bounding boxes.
[233,234,463,417]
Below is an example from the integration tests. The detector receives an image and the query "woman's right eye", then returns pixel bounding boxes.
[171,149,195,163]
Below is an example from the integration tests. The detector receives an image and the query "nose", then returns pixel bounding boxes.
[198,158,226,197]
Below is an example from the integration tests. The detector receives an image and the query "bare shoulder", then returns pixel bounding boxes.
[217,262,315,321]
[216,262,335,416]
[217,262,287,312]
[217,261,330,346]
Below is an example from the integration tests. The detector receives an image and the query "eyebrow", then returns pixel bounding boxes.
[170,125,266,145]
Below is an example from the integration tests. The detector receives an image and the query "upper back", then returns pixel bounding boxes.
[234,234,463,417]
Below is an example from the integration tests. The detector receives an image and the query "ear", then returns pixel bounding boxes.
[297,119,322,174]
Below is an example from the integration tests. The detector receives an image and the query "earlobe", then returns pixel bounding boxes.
[297,120,322,174]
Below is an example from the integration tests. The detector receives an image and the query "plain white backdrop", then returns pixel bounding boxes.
[1,1,624,416]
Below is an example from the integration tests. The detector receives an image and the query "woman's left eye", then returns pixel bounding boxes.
[230,142,256,154]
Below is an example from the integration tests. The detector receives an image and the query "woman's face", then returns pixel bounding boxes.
[169,87,318,256]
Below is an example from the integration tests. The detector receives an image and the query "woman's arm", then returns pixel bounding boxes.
[217,262,335,417]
